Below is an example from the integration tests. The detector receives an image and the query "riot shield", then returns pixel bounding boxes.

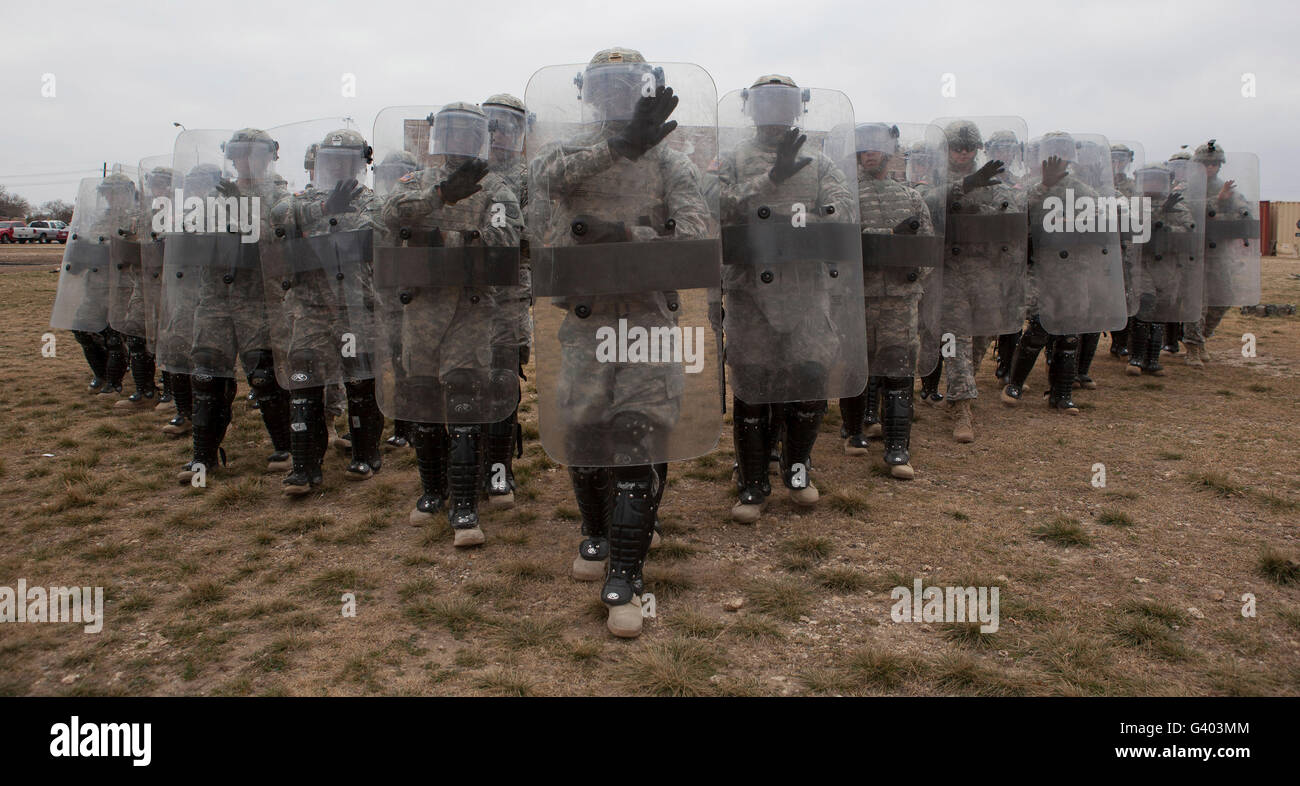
[260,119,380,389]
[717,85,865,403]
[1204,152,1261,307]
[1132,161,1206,323]
[371,103,521,426]
[931,116,1029,338]
[136,155,174,354]
[158,128,273,378]
[1109,140,1145,316]
[855,122,946,378]
[50,178,131,333]
[107,233,144,338]
[1028,132,1128,335]
[525,60,723,466]
[372,106,440,198]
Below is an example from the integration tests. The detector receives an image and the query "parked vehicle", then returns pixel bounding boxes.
[12,219,69,243]
[0,220,26,243]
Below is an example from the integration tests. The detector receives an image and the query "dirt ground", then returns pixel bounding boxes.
[1,242,1297,696]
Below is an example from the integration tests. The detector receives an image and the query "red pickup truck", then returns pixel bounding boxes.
[0,220,25,243]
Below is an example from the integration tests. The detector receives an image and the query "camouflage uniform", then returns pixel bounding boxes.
[80,189,138,395]
[1184,147,1246,349]
[1129,164,1196,375]
[859,175,934,371]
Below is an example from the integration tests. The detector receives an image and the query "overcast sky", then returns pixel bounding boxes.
[3,0,1297,206]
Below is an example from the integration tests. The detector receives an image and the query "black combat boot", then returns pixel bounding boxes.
[179,374,230,485]
[1127,320,1149,375]
[570,466,614,581]
[1047,335,1080,413]
[862,376,882,438]
[919,357,944,404]
[446,425,485,546]
[282,388,325,496]
[386,419,412,449]
[838,390,869,455]
[164,372,193,435]
[100,330,127,395]
[1109,319,1131,358]
[157,370,174,408]
[730,397,771,524]
[409,422,448,524]
[1076,332,1099,389]
[995,331,1021,384]
[344,379,384,480]
[603,466,658,638]
[881,377,915,479]
[1144,322,1166,376]
[1163,322,1182,354]
[75,330,109,392]
[117,336,157,409]
[1001,323,1048,404]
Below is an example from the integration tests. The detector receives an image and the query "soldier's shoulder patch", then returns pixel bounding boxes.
[706,158,721,173]
[399,172,418,183]
[294,190,307,197]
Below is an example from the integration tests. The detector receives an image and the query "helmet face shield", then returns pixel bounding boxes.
[855,123,897,155]
[374,161,415,194]
[314,147,364,190]
[744,84,802,127]
[1038,134,1076,163]
[1136,167,1171,198]
[581,63,657,123]
[429,109,489,160]
[486,106,526,153]
[224,141,276,179]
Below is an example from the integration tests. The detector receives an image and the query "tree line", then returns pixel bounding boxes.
[0,185,74,222]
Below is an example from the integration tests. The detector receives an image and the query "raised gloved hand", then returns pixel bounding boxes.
[437,158,489,205]
[324,178,363,215]
[1040,155,1068,188]
[962,160,1004,192]
[214,179,240,198]
[1162,191,1184,213]
[608,85,679,161]
[570,214,628,244]
[892,217,921,235]
[769,128,813,185]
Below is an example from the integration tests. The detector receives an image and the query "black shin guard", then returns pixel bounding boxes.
[159,370,174,403]
[781,400,824,490]
[126,335,156,402]
[1076,332,1099,383]
[602,465,657,606]
[75,331,109,388]
[863,376,881,433]
[344,379,384,475]
[483,409,520,497]
[168,372,193,428]
[285,388,325,488]
[1004,320,1048,399]
[1144,322,1165,373]
[189,374,232,470]
[1110,319,1131,358]
[732,397,771,505]
[411,422,448,515]
[881,377,914,466]
[996,331,1022,382]
[570,466,613,563]
[838,390,865,440]
[246,351,291,460]
[919,357,943,402]
[446,425,482,529]
[1048,335,1079,410]
[1128,320,1149,370]
[102,330,127,392]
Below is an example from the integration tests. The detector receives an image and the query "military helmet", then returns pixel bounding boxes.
[97,172,136,195]
[577,48,662,122]
[986,129,1019,148]
[855,123,899,154]
[1193,139,1226,165]
[223,128,279,160]
[1110,143,1134,159]
[145,166,174,188]
[1038,131,1077,163]
[944,120,982,151]
[1135,163,1173,195]
[319,128,373,164]
[743,75,807,127]
[1168,148,1191,161]
[484,93,526,113]
[182,163,223,197]
[380,150,419,169]
[429,101,489,159]
[484,93,530,153]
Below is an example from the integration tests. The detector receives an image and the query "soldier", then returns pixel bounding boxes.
[376,102,523,546]
[1127,162,1203,376]
[1001,132,1127,412]
[717,75,862,523]
[266,126,385,495]
[986,130,1029,386]
[371,149,420,450]
[175,128,292,484]
[1108,143,1139,359]
[528,50,721,636]
[51,175,136,396]
[1183,141,1259,367]
[929,117,1028,443]
[839,123,940,480]
[481,93,533,509]
[905,141,948,405]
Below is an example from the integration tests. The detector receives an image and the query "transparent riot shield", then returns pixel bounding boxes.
[371,103,521,425]
[856,121,946,378]
[931,116,1029,337]
[50,178,127,333]
[1028,132,1128,335]
[136,155,174,354]
[1204,152,1261,307]
[526,61,723,466]
[1132,161,1206,323]
[717,85,865,403]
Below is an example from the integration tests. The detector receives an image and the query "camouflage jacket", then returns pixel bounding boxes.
[858,173,935,297]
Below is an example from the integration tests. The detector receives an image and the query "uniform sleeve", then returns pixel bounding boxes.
[816,154,856,218]
[660,151,711,240]
[529,141,618,198]
[716,154,773,223]
[479,181,522,248]
[381,172,444,230]
[909,188,935,236]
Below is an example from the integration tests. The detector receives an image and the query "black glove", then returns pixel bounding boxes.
[769,128,813,185]
[323,178,363,215]
[892,217,921,235]
[214,179,240,198]
[570,214,628,244]
[438,158,489,205]
[961,160,1004,192]
[608,85,679,161]
[1162,192,1183,213]
[1040,155,1068,188]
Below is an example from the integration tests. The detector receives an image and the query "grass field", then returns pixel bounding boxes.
[1,243,1297,696]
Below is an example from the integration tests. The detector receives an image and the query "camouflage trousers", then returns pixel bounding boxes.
[945,334,995,402]
[865,293,921,377]
[1183,306,1229,345]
